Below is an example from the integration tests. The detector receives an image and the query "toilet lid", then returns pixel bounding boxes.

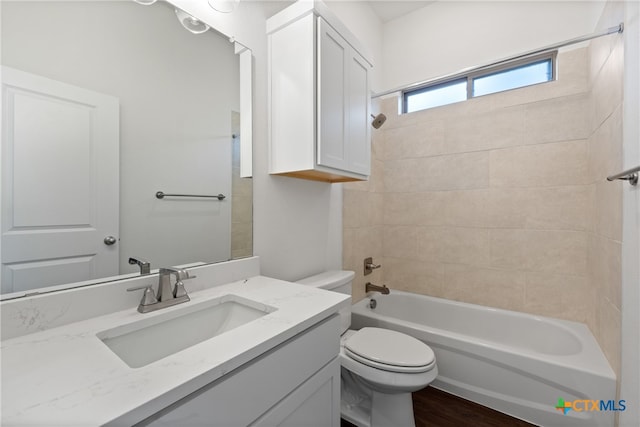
[344,328,435,373]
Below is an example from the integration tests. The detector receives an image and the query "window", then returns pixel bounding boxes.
[404,78,467,113]
[472,59,553,97]
[403,52,556,114]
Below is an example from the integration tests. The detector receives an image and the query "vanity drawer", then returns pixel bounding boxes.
[137,314,341,426]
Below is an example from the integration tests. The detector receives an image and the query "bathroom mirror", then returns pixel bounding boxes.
[0,0,253,298]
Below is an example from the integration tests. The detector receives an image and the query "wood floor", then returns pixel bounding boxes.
[341,387,537,427]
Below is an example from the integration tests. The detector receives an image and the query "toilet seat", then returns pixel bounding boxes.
[344,327,435,374]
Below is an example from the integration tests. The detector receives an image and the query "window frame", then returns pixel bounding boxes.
[401,77,468,114]
[402,51,557,114]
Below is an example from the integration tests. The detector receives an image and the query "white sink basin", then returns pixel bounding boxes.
[97,295,276,368]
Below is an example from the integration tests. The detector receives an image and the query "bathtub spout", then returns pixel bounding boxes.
[365,282,390,295]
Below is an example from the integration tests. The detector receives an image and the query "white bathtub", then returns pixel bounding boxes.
[350,291,616,427]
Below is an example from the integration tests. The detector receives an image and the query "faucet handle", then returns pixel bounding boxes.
[364,257,381,275]
[127,284,153,291]
[174,281,189,298]
[173,271,195,299]
[127,284,158,307]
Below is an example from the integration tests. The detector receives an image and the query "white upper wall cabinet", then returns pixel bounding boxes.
[267,0,372,183]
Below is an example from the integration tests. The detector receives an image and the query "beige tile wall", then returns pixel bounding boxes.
[344,32,623,382]
[347,47,594,318]
[587,1,624,385]
[343,118,384,303]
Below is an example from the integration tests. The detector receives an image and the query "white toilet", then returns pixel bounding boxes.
[297,270,437,427]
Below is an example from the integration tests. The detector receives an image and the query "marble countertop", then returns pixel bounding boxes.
[1,276,350,426]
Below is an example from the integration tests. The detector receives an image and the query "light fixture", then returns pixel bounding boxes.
[174,9,210,34]
[208,0,240,13]
[132,0,158,5]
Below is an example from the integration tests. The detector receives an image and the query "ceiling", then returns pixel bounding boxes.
[262,1,435,25]
[366,1,434,23]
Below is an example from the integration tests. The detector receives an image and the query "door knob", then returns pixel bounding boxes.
[104,236,117,245]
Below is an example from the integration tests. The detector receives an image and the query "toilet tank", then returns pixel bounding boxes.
[296,270,354,333]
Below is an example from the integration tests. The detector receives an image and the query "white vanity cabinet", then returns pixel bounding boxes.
[1,269,350,426]
[267,0,372,183]
[137,315,341,427]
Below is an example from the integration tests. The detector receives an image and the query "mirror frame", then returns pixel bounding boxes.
[0,0,253,300]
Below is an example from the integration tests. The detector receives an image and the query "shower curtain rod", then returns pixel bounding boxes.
[372,23,624,99]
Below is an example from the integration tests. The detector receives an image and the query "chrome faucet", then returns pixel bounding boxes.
[365,282,390,295]
[128,257,151,275]
[127,267,195,313]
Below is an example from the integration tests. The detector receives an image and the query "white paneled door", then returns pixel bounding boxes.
[1,67,119,294]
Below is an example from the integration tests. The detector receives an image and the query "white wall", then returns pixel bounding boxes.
[171,0,611,285]
[620,0,640,424]
[171,0,382,281]
[324,0,384,92]
[2,1,238,274]
[176,1,640,416]
[382,0,606,91]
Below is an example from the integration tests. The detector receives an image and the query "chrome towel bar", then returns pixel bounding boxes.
[155,191,226,200]
[607,165,640,186]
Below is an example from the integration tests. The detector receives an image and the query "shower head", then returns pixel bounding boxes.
[371,113,387,129]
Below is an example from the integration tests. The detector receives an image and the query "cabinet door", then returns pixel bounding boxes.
[251,358,341,427]
[317,17,348,172]
[135,315,341,427]
[346,50,371,175]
